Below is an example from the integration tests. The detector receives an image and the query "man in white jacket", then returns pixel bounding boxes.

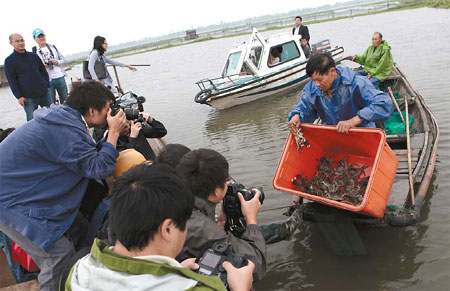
[32,28,68,104]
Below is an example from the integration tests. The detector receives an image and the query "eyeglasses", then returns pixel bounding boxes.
[103,42,108,45]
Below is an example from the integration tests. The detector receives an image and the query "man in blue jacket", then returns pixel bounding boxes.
[0,82,128,291]
[4,33,51,121]
[288,53,393,133]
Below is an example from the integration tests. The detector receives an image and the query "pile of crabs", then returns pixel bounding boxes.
[291,153,370,206]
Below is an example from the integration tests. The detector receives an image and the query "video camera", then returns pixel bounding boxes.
[223,179,265,237]
[110,92,153,135]
[196,241,248,290]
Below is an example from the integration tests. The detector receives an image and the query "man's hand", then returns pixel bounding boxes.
[336,116,362,133]
[238,189,261,225]
[223,260,255,291]
[288,114,301,134]
[129,121,142,138]
[18,97,26,107]
[351,55,356,61]
[367,73,372,79]
[180,258,199,271]
[107,109,128,134]
[51,60,59,65]
[139,112,152,123]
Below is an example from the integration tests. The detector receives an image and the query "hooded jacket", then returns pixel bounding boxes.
[177,197,266,281]
[288,66,393,127]
[0,104,118,251]
[66,239,226,291]
[354,40,393,82]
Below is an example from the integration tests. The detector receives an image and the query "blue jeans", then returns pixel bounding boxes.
[357,71,380,88]
[24,92,51,121]
[48,76,68,104]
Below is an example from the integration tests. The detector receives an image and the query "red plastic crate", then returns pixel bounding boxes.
[273,124,398,218]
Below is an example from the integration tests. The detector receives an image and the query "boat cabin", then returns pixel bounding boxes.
[221,28,308,79]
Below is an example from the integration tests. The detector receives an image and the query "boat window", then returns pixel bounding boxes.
[240,61,255,76]
[249,46,263,68]
[268,41,300,68]
[222,51,242,76]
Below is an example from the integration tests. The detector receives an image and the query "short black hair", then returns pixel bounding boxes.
[306,53,336,77]
[295,16,302,21]
[176,148,229,200]
[158,144,192,169]
[65,81,115,115]
[374,31,383,39]
[110,163,193,251]
[93,35,106,56]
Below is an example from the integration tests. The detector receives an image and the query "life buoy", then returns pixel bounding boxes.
[194,89,212,104]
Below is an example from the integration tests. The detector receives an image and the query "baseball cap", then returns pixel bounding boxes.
[32,28,45,38]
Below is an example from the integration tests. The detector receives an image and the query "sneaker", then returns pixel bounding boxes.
[285,209,302,240]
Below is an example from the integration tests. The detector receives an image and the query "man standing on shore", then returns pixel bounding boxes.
[32,28,68,104]
[4,33,50,121]
[292,16,310,46]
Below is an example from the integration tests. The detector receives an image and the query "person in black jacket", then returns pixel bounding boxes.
[292,16,310,46]
[116,112,167,161]
[4,33,50,121]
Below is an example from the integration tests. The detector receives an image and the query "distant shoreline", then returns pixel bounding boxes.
[59,3,447,68]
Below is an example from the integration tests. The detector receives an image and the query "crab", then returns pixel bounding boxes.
[289,124,310,152]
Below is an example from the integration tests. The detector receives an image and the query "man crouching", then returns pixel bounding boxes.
[66,163,255,291]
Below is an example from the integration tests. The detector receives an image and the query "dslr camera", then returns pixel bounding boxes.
[110,92,153,136]
[223,179,265,237]
[196,241,248,290]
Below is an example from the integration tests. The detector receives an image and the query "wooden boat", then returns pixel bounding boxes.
[291,63,440,227]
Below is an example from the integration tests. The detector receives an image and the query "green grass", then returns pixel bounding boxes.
[65,1,448,67]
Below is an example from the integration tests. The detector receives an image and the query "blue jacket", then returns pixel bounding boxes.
[4,50,49,99]
[0,105,118,251]
[288,66,393,127]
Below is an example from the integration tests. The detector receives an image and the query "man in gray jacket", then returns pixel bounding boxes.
[176,148,266,280]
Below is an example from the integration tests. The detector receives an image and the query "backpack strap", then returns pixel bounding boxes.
[32,46,37,54]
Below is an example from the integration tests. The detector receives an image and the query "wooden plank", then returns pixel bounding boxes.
[393,148,420,156]
[387,178,410,206]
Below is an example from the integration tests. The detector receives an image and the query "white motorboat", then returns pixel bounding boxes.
[194,28,345,109]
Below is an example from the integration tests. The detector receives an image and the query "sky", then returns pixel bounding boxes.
[0,0,350,61]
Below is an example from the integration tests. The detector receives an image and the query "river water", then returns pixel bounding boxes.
[1,7,449,291]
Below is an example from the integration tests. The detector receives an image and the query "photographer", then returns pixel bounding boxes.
[176,148,266,281]
[66,163,255,291]
[118,111,167,161]
[0,82,127,291]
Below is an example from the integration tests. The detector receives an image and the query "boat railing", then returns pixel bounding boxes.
[195,74,240,92]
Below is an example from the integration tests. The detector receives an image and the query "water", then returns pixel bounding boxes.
[1,7,449,290]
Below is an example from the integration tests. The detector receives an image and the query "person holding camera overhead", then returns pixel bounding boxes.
[85,36,136,91]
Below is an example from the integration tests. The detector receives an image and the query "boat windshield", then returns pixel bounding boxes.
[222,51,242,76]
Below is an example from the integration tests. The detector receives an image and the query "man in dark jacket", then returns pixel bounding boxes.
[176,148,267,280]
[0,82,128,291]
[4,33,50,121]
[292,16,310,46]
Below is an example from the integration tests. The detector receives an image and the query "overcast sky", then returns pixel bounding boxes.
[1,0,349,61]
